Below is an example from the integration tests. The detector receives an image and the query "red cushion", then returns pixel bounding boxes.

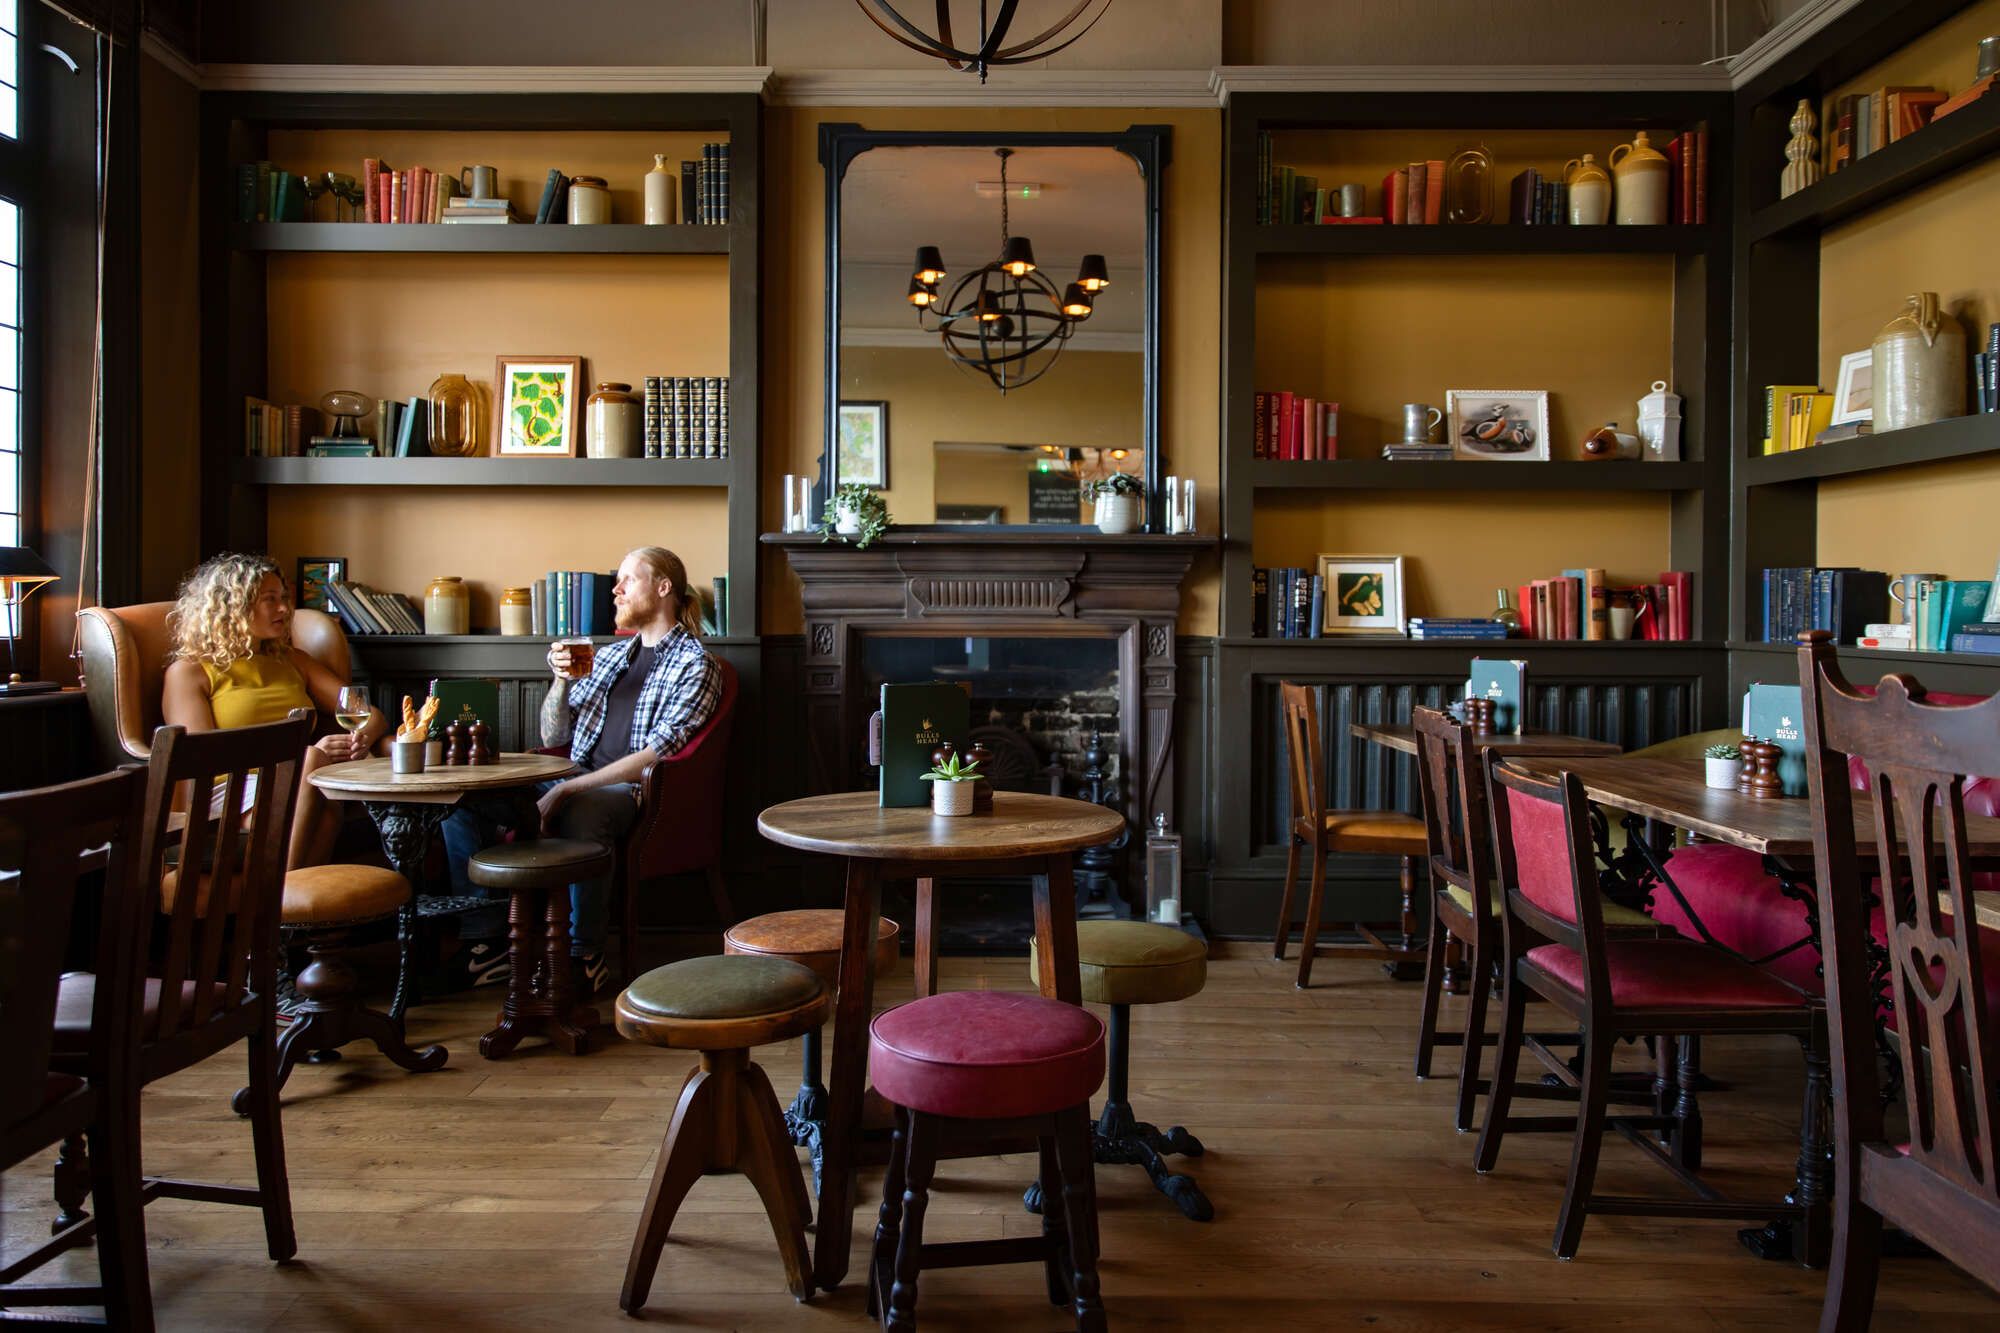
[869,991,1105,1120]
[1504,784,1579,925]
[1525,938,1806,1011]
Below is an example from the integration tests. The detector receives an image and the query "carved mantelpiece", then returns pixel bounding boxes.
[763,532,1210,842]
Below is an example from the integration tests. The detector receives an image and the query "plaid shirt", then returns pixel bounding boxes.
[566,626,720,766]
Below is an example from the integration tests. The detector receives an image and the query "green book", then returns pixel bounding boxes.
[878,681,971,808]
[426,678,500,739]
[1935,580,1992,652]
[1466,657,1528,734]
[1914,578,1938,653]
[1742,682,1807,797]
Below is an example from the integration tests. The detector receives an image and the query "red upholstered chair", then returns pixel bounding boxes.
[1475,759,1829,1261]
[868,991,1108,1331]
[541,655,738,981]
[1797,633,2000,1328]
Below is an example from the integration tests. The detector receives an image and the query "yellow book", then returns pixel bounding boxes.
[1793,391,1833,450]
[1762,383,1819,454]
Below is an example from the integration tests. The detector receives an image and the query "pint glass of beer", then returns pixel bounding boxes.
[553,636,595,680]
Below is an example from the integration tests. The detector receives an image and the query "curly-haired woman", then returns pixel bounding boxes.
[161,552,389,868]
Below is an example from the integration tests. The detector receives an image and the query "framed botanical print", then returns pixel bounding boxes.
[493,355,584,458]
[1315,553,1407,635]
[836,400,890,489]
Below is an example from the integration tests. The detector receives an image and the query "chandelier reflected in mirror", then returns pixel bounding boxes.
[905,148,1111,393]
[854,0,1116,83]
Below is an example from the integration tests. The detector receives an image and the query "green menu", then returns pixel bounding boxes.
[879,681,971,808]
[1467,657,1528,735]
[427,677,501,740]
[1742,682,1807,797]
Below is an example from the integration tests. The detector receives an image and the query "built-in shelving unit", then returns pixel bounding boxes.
[230,221,732,255]
[231,457,733,488]
[1740,413,2000,486]
[1252,223,1711,257]
[1247,459,1708,492]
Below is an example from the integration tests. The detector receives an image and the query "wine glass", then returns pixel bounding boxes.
[335,686,371,755]
[299,174,327,222]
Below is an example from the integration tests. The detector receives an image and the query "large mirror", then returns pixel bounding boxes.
[821,125,1167,530]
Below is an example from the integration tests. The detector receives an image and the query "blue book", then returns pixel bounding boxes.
[1951,632,2000,655]
[1467,657,1528,734]
[1743,682,1807,797]
[1308,574,1325,640]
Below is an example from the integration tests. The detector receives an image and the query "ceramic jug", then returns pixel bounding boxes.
[1563,154,1611,225]
[1872,291,1966,430]
[644,153,674,224]
[1608,131,1670,225]
[586,382,641,458]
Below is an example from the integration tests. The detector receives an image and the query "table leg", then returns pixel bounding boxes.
[1032,852,1083,1005]
[913,876,939,999]
[812,857,884,1294]
[366,802,453,1025]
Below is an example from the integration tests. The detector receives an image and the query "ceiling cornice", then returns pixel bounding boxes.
[766,68,1217,107]
[1720,0,1867,91]
[1211,64,1732,101]
[190,64,775,95]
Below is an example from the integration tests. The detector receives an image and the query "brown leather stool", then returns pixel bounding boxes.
[616,954,831,1309]
[467,838,613,1058]
[723,908,899,1173]
[231,864,448,1115]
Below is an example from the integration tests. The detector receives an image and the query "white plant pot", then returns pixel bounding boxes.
[835,503,864,536]
[931,780,975,816]
[1094,492,1141,534]
[1704,757,1742,789]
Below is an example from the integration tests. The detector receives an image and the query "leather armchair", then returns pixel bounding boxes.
[77,602,348,767]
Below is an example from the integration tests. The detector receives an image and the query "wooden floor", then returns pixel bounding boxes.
[7,943,1999,1331]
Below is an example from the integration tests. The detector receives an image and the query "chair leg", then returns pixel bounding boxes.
[1273,834,1300,960]
[1052,1105,1107,1333]
[1413,908,1450,1079]
[1452,931,1492,1134]
[1821,1189,1884,1332]
[735,1058,813,1302]
[51,1133,90,1232]
[84,1094,155,1333]
[244,1004,298,1262]
[1474,971,1528,1175]
[622,868,641,986]
[868,1106,911,1322]
[621,1063,717,1314]
[1295,841,1328,989]
[1553,1025,1615,1261]
[1038,1134,1069,1307]
[886,1111,937,1332]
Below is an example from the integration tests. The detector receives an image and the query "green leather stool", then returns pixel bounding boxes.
[616,954,831,1310]
[467,838,613,1059]
[1028,919,1212,1221]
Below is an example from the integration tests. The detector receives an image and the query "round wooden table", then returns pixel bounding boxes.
[311,752,577,1021]
[756,789,1126,1292]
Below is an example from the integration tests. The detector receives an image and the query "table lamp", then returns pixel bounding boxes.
[0,545,59,695]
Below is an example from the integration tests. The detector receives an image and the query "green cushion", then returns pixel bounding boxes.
[1443,881,1502,918]
[1028,920,1206,1006]
[621,955,825,1023]
[466,837,613,889]
[1446,881,1652,930]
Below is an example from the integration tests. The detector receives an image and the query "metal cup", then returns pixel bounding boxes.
[392,739,427,774]
[459,164,499,200]
[1979,35,1999,80]
[1889,573,1947,625]
[1402,403,1444,443]
[1338,183,1364,217]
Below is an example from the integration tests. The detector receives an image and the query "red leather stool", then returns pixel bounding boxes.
[867,991,1108,1332]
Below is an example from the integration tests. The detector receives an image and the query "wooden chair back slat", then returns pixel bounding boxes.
[1279,682,1325,827]
[0,769,148,1142]
[1798,633,2000,1215]
[1412,708,1499,926]
[137,714,309,1044]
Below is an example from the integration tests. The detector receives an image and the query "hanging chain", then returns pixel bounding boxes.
[998,147,1010,247]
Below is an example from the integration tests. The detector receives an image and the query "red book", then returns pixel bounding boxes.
[1403,163,1421,225]
[1276,391,1296,460]
[1291,396,1307,458]
[1253,391,1269,459]
[419,166,433,223]
[1693,126,1709,225]
[1301,397,1319,459]
[362,158,380,224]
[1680,133,1696,226]
[1518,583,1536,639]
[1424,159,1444,223]
[1381,169,1406,224]
[1662,571,1692,640]
[1664,136,1683,224]
[1322,402,1339,459]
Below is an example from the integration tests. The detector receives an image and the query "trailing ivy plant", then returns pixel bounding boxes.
[820,483,892,550]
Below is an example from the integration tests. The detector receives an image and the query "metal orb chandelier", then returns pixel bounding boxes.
[855,0,1115,83]
[906,148,1110,393]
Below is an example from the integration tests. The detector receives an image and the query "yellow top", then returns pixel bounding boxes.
[201,653,313,730]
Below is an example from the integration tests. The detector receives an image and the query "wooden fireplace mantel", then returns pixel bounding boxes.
[762,531,1213,855]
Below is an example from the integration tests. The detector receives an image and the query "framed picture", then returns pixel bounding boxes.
[493,355,584,458]
[1830,350,1873,426]
[836,400,890,489]
[1447,389,1551,461]
[1315,553,1407,635]
[294,556,346,613]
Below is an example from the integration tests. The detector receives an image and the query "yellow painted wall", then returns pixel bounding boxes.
[1254,490,1671,621]
[765,106,1222,636]
[843,344,1142,524]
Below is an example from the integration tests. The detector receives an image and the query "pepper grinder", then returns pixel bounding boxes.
[967,739,995,812]
[444,717,471,767]
[1464,697,1495,736]
[467,718,493,767]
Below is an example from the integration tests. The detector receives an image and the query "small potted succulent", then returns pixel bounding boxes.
[821,483,891,550]
[922,751,982,816]
[1087,471,1144,534]
[1704,741,1743,790]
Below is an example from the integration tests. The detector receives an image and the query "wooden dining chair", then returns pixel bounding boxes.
[29,713,312,1273]
[1273,682,1430,988]
[1475,758,1830,1261]
[0,769,154,1328]
[1797,630,2000,1328]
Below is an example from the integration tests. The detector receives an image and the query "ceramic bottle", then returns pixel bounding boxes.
[1872,291,1966,431]
[644,153,674,225]
[1609,131,1670,225]
[1563,154,1611,225]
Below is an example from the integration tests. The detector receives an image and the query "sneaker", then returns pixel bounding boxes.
[444,941,512,991]
[273,971,307,1026]
[571,949,610,998]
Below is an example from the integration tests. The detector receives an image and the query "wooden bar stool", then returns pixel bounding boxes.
[466,838,612,1058]
[1274,683,1431,988]
[615,954,830,1309]
[868,990,1107,1331]
[723,909,900,1171]
[1028,920,1212,1220]
[232,865,449,1114]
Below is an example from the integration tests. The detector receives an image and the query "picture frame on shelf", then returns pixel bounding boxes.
[493,355,584,458]
[1830,350,1873,426]
[1447,389,1550,461]
[1315,553,1407,635]
[836,400,890,489]
[294,556,346,613]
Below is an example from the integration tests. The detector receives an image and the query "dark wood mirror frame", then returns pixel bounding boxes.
[817,122,1171,533]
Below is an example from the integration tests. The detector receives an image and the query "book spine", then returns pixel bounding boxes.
[1251,567,1268,637]
[718,377,731,459]
[717,142,731,224]
[1253,391,1268,459]
[643,376,660,458]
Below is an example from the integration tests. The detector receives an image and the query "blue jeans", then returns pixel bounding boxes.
[440,780,638,956]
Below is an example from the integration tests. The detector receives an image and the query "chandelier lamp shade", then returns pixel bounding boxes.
[853,0,1116,83]
[905,148,1111,393]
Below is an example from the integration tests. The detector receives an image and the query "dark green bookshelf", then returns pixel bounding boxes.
[231,457,732,487]
[231,221,730,255]
[1742,413,2000,486]
[1249,460,1707,491]
[1255,224,1710,257]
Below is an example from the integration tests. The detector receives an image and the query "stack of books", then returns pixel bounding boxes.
[539,571,618,637]
[1380,160,1445,224]
[442,196,514,225]
[323,581,423,636]
[1381,443,1450,461]
[1977,322,2000,414]
[1827,87,1949,172]
[1248,567,1325,639]
[233,163,308,223]
[643,376,732,459]
[1760,567,1893,644]
[1252,391,1337,459]
[361,161,460,223]
[1507,169,1569,225]
[1760,384,1835,454]
[242,399,320,457]
[1408,617,1508,640]
[1518,569,1693,641]
[1836,575,1994,652]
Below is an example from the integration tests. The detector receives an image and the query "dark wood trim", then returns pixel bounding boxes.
[1741,412,2000,486]
[228,221,730,255]
[1245,460,1707,492]
[1254,225,1711,257]
[230,457,732,488]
